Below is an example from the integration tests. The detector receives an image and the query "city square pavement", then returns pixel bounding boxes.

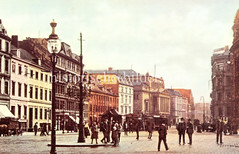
[1,127,239,153]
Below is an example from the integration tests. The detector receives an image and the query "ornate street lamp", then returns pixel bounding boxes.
[47,19,61,154]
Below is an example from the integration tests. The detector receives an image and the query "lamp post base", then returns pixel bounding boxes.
[77,123,85,143]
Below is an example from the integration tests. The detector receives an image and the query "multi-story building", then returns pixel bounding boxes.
[194,103,211,124]
[10,36,52,131]
[230,9,239,132]
[87,68,133,120]
[210,46,233,121]
[19,38,82,131]
[0,20,11,107]
[167,89,187,125]
[173,89,195,120]
[88,83,118,125]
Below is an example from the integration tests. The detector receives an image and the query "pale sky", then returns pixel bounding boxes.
[1,0,239,103]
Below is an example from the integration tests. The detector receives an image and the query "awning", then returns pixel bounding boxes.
[0,105,16,119]
[69,115,79,124]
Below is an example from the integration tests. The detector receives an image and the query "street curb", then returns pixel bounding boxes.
[47,144,114,147]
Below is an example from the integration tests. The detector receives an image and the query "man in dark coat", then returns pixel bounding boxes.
[34,122,38,136]
[147,120,154,139]
[101,120,107,143]
[136,120,140,140]
[158,123,169,151]
[216,117,224,144]
[177,118,186,145]
[186,119,194,145]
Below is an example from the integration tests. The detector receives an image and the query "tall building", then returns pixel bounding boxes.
[88,83,118,125]
[10,36,52,131]
[0,20,11,107]
[87,68,134,120]
[210,46,233,121]
[19,38,82,131]
[173,89,195,120]
[230,9,239,132]
[167,89,188,125]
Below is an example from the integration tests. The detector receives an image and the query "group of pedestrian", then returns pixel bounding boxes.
[176,118,194,145]
[33,122,50,136]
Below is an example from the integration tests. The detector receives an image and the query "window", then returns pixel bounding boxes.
[121,95,123,104]
[11,106,15,115]
[35,71,38,80]
[44,109,47,119]
[12,81,15,96]
[5,59,9,74]
[18,83,21,97]
[45,89,47,100]
[18,105,21,119]
[40,73,43,81]
[35,108,38,119]
[0,39,1,50]
[24,66,28,76]
[125,95,127,104]
[72,64,75,72]
[40,109,43,119]
[30,86,33,98]
[4,81,8,94]
[40,89,43,100]
[0,56,1,72]
[12,63,16,73]
[45,74,48,82]
[49,91,52,101]
[35,87,38,99]
[129,96,131,104]
[30,70,34,78]
[50,76,52,83]
[18,64,22,75]
[125,106,127,114]
[24,106,27,118]
[24,84,27,97]
[5,42,9,52]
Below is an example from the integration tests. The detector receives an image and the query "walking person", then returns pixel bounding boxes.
[158,123,169,151]
[91,122,98,144]
[147,120,154,139]
[136,120,140,140]
[117,122,122,142]
[34,122,38,136]
[112,122,119,146]
[84,122,90,138]
[216,117,224,144]
[177,118,186,145]
[186,119,194,145]
[101,120,107,143]
[123,121,128,136]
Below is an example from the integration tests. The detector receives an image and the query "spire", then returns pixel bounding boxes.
[232,9,239,43]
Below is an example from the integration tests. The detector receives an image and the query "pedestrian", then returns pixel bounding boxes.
[147,120,154,139]
[177,117,186,145]
[40,123,46,136]
[216,117,224,144]
[101,120,107,143]
[186,119,194,145]
[91,122,98,144]
[34,122,38,136]
[118,122,122,142]
[84,122,90,138]
[112,122,119,146]
[136,120,140,140]
[158,123,169,151]
[129,120,133,133]
[123,121,128,136]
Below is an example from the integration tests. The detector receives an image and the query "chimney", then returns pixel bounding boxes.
[108,67,113,71]
[12,35,19,48]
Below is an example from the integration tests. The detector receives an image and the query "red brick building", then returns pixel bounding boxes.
[88,83,118,125]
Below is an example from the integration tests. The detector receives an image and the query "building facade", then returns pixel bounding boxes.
[88,83,118,125]
[167,89,187,125]
[194,103,211,124]
[10,36,52,131]
[0,20,11,107]
[211,46,233,121]
[19,38,82,131]
[173,89,195,120]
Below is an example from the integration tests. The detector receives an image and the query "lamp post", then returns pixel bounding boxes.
[47,19,61,154]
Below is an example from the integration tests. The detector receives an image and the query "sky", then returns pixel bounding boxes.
[1,0,239,103]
